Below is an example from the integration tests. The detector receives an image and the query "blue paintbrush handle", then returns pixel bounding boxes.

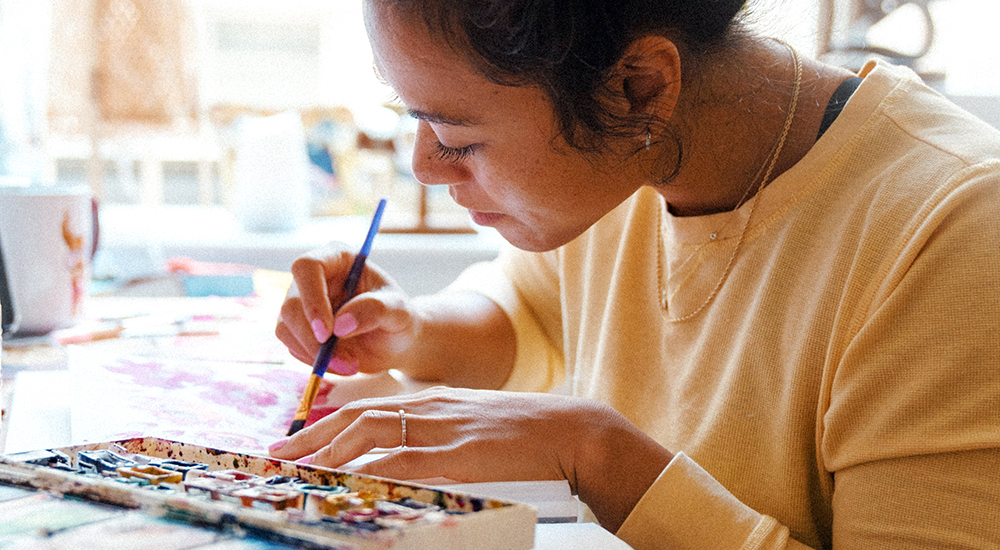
[309,198,386,378]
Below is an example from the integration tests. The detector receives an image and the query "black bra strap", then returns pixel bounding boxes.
[817,76,863,141]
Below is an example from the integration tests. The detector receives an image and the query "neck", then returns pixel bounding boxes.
[656,39,854,217]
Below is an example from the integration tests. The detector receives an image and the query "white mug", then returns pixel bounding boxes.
[0,180,96,336]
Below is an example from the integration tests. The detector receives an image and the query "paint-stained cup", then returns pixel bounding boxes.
[0,179,97,336]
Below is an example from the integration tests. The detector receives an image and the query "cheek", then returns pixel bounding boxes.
[473,156,552,212]
[485,141,563,190]
[501,151,591,209]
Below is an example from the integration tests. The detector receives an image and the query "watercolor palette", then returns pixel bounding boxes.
[0,437,536,550]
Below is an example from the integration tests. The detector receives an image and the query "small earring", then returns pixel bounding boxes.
[645,128,651,150]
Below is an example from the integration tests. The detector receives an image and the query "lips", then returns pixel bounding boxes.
[469,210,504,226]
[448,187,505,226]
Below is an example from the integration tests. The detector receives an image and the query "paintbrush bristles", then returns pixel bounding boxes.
[286,419,306,437]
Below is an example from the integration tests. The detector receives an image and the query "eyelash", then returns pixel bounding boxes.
[434,141,477,163]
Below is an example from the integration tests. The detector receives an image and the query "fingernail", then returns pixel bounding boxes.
[330,356,358,376]
[333,314,358,337]
[312,319,330,342]
[295,455,313,465]
[268,439,289,452]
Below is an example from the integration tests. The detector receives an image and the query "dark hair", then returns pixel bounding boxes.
[381,0,748,159]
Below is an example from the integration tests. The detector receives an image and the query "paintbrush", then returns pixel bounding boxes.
[287,198,387,437]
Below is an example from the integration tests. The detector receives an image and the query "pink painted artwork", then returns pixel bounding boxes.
[65,296,408,456]
[69,350,406,455]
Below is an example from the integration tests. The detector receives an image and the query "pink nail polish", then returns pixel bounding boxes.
[312,319,329,342]
[330,357,358,376]
[295,455,313,465]
[333,314,358,337]
[268,439,288,452]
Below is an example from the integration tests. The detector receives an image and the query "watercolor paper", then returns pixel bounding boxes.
[0,483,33,502]
[66,347,407,456]
[67,348,304,454]
[2,514,223,550]
[0,493,121,542]
[194,540,300,550]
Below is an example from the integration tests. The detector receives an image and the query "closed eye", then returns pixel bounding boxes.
[434,141,478,163]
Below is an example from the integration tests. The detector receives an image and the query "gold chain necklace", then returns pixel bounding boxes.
[657,42,802,322]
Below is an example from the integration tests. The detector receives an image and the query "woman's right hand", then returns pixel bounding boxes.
[275,242,421,377]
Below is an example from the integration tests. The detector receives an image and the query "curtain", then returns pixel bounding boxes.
[48,0,197,133]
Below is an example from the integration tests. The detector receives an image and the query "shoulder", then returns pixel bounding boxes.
[856,60,1000,168]
[812,61,1000,244]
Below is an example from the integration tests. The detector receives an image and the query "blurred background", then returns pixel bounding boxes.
[0,0,997,297]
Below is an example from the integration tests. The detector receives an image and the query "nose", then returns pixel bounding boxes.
[410,120,469,186]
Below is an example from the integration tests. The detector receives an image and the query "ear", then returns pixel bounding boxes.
[616,36,682,119]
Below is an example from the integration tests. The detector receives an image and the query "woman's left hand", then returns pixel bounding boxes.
[270,387,588,481]
[268,386,674,531]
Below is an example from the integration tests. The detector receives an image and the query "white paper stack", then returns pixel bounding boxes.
[436,480,580,523]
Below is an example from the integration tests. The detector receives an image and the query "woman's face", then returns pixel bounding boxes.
[364,2,642,252]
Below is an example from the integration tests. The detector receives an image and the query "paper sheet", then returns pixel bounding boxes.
[66,347,405,456]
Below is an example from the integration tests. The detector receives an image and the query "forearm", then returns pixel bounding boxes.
[569,403,675,532]
[398,291,516,389]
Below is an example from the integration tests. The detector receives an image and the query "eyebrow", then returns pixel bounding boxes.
[407,108,481,127]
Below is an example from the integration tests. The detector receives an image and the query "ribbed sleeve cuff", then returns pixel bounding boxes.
[617,452,788,550]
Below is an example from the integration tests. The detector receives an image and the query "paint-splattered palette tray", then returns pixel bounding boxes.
[0,437,536,550]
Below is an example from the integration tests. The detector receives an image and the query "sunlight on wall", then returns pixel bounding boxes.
[194,0,392,113]
[0,0,50,178]
[929,0,1000,95]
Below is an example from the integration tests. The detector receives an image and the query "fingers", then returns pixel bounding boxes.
[276,291,416,378]
[350,447,444,482]
[297,415,450,483]
[335,291,418,355]
[274,316,316,365]
[290,250,350,342]
[274,249,348,365]
[276,294,321,364]
[316,409,410,466]
[270,404,412,465]
[275,244,390,363]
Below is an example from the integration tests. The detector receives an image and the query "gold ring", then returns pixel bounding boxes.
[399,409,407,448]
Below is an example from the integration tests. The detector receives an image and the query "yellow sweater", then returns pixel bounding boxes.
[450,60,1000,548]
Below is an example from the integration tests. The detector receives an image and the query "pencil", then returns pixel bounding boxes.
[287,198,387,436]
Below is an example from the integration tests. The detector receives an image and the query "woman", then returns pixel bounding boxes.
[270,0,1000,547]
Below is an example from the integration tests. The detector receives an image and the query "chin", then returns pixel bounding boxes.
[495,224,573,253]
